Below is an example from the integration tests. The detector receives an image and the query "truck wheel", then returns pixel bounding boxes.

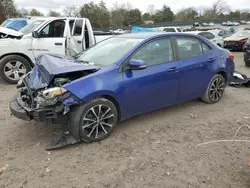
[201,74,226,104]
[0,55,32,84]
[70,98,118,143]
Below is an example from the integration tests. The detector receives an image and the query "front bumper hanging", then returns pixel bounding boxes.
[9,91,67,124]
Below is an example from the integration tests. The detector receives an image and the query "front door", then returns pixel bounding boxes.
[121,38,179,119]
[175,36,214,100]
[71,18,85,53]
[32,19,66,58]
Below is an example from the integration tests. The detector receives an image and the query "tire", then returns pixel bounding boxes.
[72,98,118,143]
[201,74,226,104]
[0,55,32,84]
[245,61,250,67]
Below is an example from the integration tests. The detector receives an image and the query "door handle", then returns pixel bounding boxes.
[77,40,82,44]
[167,67,179,72]
[54,42,63,46]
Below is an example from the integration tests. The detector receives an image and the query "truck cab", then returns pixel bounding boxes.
[0,17,95,83]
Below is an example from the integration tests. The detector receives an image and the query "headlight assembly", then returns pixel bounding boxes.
[36,87,68,107]
[42,87,67,99]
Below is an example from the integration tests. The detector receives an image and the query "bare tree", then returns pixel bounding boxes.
[202,0,230,19]
[63,6,79,17]
[147,4,155,15]
[176,7,198,21]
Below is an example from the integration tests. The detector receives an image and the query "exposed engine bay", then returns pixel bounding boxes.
[13,54,100,125]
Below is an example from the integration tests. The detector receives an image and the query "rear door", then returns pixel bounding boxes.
[71,18,85,53]
[174,36,214,100]
[32,19,66,57]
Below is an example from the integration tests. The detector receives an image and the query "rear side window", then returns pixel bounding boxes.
[177,28,182,32]
[163,28,175,32]
[198,32,215,39]
[73,20,83,36]
[176,37,211,59]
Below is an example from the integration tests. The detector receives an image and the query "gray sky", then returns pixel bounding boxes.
[15,0,250,14]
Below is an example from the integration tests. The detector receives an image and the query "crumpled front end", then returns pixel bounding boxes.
[10,83,81,125]
[9,53,100,124]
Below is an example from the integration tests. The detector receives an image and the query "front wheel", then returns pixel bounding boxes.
[201,74,226,104]
[74,98,118,143]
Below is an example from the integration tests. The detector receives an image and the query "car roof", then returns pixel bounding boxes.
[115,32,203,39]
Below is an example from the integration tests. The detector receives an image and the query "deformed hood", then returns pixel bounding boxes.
[224,36,248,41]
[25,54,100,90]
[0,27,23,39]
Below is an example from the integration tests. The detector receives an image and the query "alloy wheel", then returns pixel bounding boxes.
[4,61,27,81]
[81,105,115,139]
[209,77,225,102]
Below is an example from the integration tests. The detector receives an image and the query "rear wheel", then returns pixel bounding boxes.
[75,98,118,142]
[201,74,226,104]
[0,55,32,84]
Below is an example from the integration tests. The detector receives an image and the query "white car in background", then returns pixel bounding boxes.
[113,29,124,34]
[159,27,183,32]
[209,22,215,26]
[186,31,224,47]
[233,22,240,26]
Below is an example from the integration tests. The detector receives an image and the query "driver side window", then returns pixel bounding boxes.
[40,20,65,38]
[131,38,174,67]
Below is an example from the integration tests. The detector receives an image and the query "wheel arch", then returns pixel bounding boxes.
[216,70,228,83]
[0,53,34,68]
[80,90,122,121]
[101,95,121,121]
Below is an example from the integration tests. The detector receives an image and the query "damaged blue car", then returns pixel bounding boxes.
[10,33,235,144]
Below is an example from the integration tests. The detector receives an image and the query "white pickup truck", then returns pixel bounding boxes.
[0,17,101,83]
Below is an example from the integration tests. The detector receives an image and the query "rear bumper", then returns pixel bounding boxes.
[9,91,67,124]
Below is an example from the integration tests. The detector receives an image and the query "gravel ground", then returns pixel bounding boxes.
[1,52,250,188]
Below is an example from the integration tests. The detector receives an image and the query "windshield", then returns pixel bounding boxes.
[5,20,27,31]
[232,31,250,38]
[1,20,12,27]
[76,37,143,67]
[20,20,45,34]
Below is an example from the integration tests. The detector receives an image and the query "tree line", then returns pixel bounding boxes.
[1,0,250,28]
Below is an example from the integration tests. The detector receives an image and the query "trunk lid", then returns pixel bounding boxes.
[25,54,100,90]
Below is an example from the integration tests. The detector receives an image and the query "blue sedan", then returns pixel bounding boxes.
[10,32,235,143]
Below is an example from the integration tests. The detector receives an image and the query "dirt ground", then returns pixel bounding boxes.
[1,52,250,188]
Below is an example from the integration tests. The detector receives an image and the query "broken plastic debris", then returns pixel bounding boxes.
[46,167,51,172]
[167,172,170,176]
[189,113,198,118]
[244,117,250,119]
[0,164,9,175]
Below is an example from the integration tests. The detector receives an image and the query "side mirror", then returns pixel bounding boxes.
[32,31,39,38]
[128,59,147,70]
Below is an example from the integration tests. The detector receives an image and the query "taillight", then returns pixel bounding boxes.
[229,53,234,61]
